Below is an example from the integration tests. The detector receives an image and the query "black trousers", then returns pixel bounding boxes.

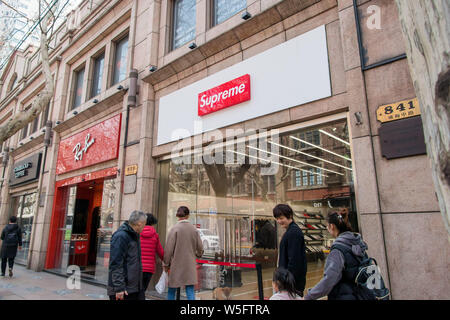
[142,272,153,292]
[1,258,14,274]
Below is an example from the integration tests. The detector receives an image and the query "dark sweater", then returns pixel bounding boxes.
[278,221,307,293]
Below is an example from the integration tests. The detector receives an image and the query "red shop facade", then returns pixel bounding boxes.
[45,114,121,283]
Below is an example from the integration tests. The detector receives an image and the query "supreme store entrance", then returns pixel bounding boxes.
[157,115,359,299]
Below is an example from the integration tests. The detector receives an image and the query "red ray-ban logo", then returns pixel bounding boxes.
[198,74,251,116]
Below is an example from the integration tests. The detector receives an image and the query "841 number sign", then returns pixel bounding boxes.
[376,98,420,123]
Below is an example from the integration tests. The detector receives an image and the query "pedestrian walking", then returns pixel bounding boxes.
[140,213,164,293]
[163,206,203,300]
[0,216,22,277]
[107,210,147,300]
[303,209,368,300]
[273,204,307,297]
[270,267,303,300]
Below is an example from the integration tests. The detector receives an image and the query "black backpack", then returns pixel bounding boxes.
[332,243,390,300]
[4,229,19,246]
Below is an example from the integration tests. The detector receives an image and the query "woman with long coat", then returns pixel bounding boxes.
[163,206,203,300]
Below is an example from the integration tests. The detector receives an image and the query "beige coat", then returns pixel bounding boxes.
[163,220,204,288]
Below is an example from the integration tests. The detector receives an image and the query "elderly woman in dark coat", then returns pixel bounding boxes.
[1,216,22,277]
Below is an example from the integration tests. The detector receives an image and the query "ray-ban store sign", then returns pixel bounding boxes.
[56,114,121,175]
[198,74,251,116]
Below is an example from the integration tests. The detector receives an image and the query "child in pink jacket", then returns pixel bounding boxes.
[140,213,164,293]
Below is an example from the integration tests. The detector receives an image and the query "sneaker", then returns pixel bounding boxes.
[8,269,12,277]
[0,273,5,277]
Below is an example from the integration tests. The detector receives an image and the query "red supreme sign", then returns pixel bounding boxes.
[198,74,250,116]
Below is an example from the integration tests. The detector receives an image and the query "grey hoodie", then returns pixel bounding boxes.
[304,232,368,300]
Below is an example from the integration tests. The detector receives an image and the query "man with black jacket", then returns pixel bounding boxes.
[107,210,147,300]
[273,204,307,297]
[0,216,22,277]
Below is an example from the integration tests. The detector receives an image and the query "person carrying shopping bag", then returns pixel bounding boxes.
[163,206,203,300]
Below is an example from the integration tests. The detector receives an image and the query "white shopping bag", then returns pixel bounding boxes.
[155,271,168,294]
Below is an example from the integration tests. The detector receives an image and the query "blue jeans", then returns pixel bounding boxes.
[168,285,195,300]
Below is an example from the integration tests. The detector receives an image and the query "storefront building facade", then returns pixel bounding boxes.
[0,0,448,299]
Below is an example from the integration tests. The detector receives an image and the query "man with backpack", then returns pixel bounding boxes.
[0,216,22,277]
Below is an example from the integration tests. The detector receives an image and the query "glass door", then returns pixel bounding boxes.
[56,186,77,273]
[9,192,37,265]
[94,177,117,283]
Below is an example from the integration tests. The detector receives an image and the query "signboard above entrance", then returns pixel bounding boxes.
[10,152,42,186]
[157,25,331,145]
[56,114,121,175]
[198,74,251,116]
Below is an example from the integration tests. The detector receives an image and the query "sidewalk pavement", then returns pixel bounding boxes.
[0,264,108,300]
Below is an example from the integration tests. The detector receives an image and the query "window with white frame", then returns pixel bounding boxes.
[172,0,196,50]
[213,0,246,26]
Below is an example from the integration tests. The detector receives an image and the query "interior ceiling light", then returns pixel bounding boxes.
[227,150,328,178]
[289,136,352,162]
[268,140,352,171]
[318,129,350,146]
[247,145,344,176]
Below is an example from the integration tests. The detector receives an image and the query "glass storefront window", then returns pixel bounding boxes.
[158,119,357,299]
[94,178,116,283]
[10,192,37,264]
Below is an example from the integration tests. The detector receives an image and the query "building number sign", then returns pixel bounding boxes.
[376,98,421,123]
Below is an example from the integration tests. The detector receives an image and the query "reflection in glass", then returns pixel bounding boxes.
[159,119,356,299]
[213,0,246,26]
[173,0,196,49]
[10,193,37,264]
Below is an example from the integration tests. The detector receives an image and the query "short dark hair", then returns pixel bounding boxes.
[146,213,158,226]
[9,216,17,223]
[176,206,190,218]
[273,204,294,220]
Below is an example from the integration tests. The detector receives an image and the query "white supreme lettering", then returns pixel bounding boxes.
[200,83,246,109]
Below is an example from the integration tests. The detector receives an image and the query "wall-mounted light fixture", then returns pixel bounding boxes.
[93,99,99,103]
[117,85,124,90]
[55,120,62,125]
[188,43,197,50]
[242,11,252,20]
[354,112,363,125]
[149,65,157,72]
[73,110,78,115]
